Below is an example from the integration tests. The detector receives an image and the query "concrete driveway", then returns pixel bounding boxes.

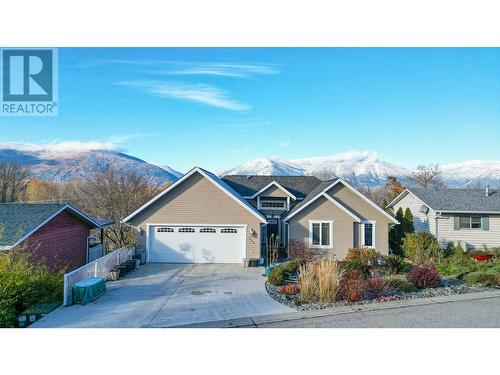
[32,263,292,328]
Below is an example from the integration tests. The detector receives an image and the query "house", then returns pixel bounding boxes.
[387,187,500,250]
[0,203,113,271]
[123,167,398,264]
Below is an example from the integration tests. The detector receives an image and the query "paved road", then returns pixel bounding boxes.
[176,291,500,328]
[254,296,500,328]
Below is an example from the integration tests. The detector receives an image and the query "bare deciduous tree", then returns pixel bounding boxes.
[409,164,446,189]
[0,162,30,203]
[74,168,162,250]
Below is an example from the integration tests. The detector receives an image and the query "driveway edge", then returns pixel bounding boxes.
[170,289,500,328]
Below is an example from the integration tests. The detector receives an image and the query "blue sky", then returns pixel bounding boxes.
[1,48,499,172]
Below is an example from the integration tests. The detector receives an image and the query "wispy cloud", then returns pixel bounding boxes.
[78,59,280,79]
[159,63,280,78]
[117,80,251,111]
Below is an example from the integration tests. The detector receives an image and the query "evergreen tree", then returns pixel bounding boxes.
[389,207,405,256]
[403,208,415,234]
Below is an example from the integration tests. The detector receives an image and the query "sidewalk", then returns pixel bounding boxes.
[171,289,500,328]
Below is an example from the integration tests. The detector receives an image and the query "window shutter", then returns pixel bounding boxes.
[482,216,489,231]
[454,216,460,230]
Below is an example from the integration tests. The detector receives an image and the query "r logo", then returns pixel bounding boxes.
[2,49,53,102]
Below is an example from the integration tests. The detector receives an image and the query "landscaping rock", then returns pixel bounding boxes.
[266,277,492,311]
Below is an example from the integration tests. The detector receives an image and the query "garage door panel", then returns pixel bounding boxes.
[149,225,245,263]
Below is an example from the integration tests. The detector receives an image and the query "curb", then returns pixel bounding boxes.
[170,289,500,328]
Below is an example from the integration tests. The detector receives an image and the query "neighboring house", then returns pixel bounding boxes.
[123,167,398,265]
[387,187,500,250]
[0,203,113,271]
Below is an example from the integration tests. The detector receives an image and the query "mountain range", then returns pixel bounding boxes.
[0,148,179,185]
[1,147,499,188]
[223,152,500,188]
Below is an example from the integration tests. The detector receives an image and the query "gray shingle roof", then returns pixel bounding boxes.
[221,175,322,199]
[284,179,339,217]
[408,188,500,212]
[0,203,110,248]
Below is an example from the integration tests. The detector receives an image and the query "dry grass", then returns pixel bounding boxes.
[317,258,344,303]
[298,263,317,303]
[298,257,344,304]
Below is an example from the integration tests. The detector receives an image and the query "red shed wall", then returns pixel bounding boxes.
[21,210,91,271]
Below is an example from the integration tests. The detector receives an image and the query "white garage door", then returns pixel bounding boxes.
[148,225,246,263]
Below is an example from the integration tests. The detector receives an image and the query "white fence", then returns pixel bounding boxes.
[63,247,134,305]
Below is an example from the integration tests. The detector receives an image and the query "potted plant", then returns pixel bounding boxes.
[264,234,279,276]
[133,255,141,268]
[107,268,120,281]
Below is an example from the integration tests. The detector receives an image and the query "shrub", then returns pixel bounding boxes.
[0,254,64,328]
[340,269,367,303]
[402,232,445,265]
[268,259,305,286]
[298,263,317,303]
[464,271,500,287]
[317,258,344,303]
[345,248,380,274]
[367,277,396,298]
[384,254,410,275]
[384,274,417,292]
[407,266,441,289]
[288,240,317,261]
[436,262,475,277]
[278,283,299,295]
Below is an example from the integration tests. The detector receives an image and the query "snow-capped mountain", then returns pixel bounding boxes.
[222,152,412,187]
[222,152,500,188]
[160,165,184,179]
[223,158,305,176]
[441,160,500,187]
[0,148,179,185]
[291,152,412,186]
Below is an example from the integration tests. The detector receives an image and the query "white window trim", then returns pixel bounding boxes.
[308,220,334,249]
[361,220,376,248]
[258,198,287,210]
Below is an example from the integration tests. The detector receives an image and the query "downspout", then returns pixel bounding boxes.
[435,212,442,244]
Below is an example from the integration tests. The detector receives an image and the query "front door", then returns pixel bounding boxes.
[266,219,279,241]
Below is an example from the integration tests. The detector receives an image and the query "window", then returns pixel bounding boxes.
[221,228,238,234]
[459,216,482,229]
[361,221,376,248]
[200,228,216,233]
[309,221,333,248]
[178,227,195,233]
[260,199,286,209]
[157,227,174,233]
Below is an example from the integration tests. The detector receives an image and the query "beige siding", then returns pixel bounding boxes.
[326,184,392,255]
[288,195,354,259]
[392,192,437,235]
[258,184,290,198]
[437,214,500,249]
[129,172,262,260]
